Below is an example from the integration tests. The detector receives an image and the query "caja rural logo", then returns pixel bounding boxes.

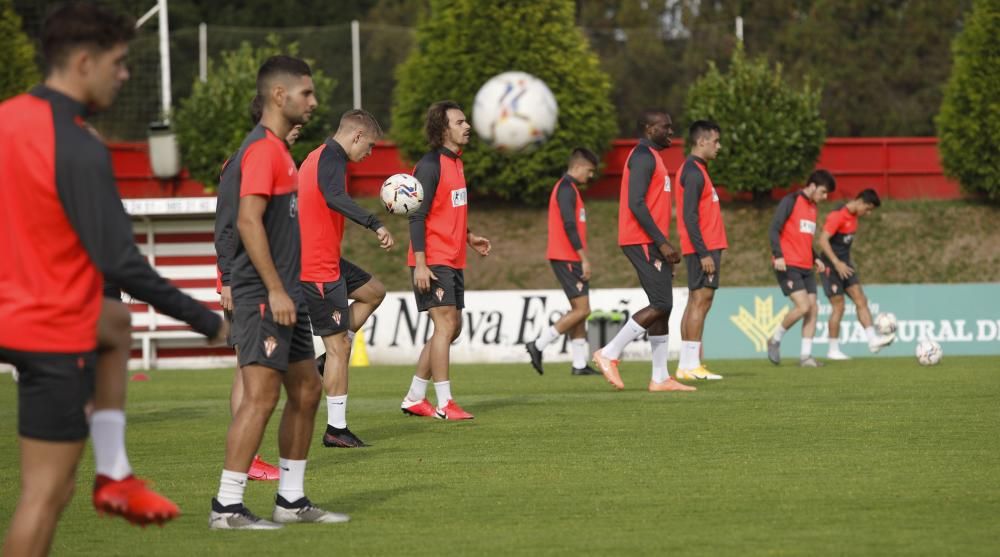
[730,296,789,352]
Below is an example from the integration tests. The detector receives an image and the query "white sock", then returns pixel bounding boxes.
[571,338,588,369]
[773,325,787,342]
[865,326,877,342]
[277,458,306,503]
[216,469,248,507]
[801,338,813,359]
[90,409,132,480]
[829,339,841,353]
[326,395,348,429]
[406,375,429,401]
[533,325,560,351]
[434,380,453,408]
[649,335,670,383]
[680,341,701,370]
[601,318,646,360]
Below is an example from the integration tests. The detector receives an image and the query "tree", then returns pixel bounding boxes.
[937,0,1000,201]
[685,45,825,196]
[0,0,39,102]
[173,36,335,189]
[390,0,616,204]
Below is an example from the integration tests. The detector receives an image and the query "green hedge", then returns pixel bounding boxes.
[390,0,616,205]
[684,45,826,196]
[174,36,335,189]
[0,0,39,102]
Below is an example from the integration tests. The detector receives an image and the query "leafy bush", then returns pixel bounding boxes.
[0,0,39,101]
[390,0,616,205]
[174,36,335,189]
[936,0,1000,201]
[684,45,826,196]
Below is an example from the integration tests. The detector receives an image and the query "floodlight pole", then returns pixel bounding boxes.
[351,20,361,109]
[735,16,744,43]
[136,0,173,122]
[199,23,207,83]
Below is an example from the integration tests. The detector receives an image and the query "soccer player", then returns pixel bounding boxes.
[400,101,492,420]
[214,96,302,481]
[299,109,393,447]
[675,120,727,381]
[592,110,694,393]
[210,55,347,529]
[526,147,600,376]
[0,3,226,553]
[765,170,834,367]
[818,188,893,358]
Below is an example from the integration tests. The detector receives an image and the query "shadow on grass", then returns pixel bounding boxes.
[317,485,416,514]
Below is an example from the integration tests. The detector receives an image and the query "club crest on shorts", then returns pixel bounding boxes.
[576,281,584,292]
[707,273,715,283]
[653,259,663,272]
[263,336,278,358]
[787,280,794,290]
[435,287,445,301]
[832,284,839,293]
[332,310,342,325]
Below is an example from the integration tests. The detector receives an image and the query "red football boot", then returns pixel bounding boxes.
[248,455,280,481]
[435,400,474,420]
[93,474,180,526]
[401,397,436,417]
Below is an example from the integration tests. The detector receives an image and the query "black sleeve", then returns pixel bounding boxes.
[318,147,383,230]
[556,179,583,251]
[214,157,236,286]
[56,143,222,338]
[769,195,796,258]
[408,155,441,254]
[680,162,709,257]
[626,147,667,247]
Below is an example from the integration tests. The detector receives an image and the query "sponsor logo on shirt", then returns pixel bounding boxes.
[451,187,468,208]
[288,165,295,176]
[663,176,672,192]
[289,193,298,218]
[799,219,816,234]
[711,187,720,202]
[579,208,586,222]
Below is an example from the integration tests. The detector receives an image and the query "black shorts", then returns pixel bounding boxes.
[0,347,96,441]
[232,303,315,372]
[550,260,589,300]
[819,259,861,298]
[412,265,465,312]
[776,266,817,296]
[621,244,672,312]
[685,250,723,290]
[302,280,350,337]
[223,308,235,348]
[340,258,373,295]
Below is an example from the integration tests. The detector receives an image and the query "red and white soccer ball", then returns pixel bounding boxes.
[874,312,897,336]
[915,340,943,366]
[380,173,424,216]
[472,71,558,153]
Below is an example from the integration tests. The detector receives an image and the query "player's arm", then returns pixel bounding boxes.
[318,147,392,250]
[556,178,589,278]
[409,157,441,292]
[680,162,714,273]
[768,195,796,271]
[57,147,224,342]
[214,159,237,310]
[627,148,679,263]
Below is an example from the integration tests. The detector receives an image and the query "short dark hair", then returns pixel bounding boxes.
[637,109,670,136]
[425,100,462,149]
[807,169,836,192]
[256,55,312,97]
[857,188,881,207]
[688,120,721,146]
[249,94,263,125]
[568,147,599,167]
[41,2,135,71]
[338,108,383,137]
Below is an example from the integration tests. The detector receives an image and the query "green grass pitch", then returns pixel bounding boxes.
[1,356,998,556]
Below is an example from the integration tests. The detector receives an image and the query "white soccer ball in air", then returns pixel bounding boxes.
[473,71,558,153]
[380,173,424,216]
[874,312,897,336]
[915,339,943,366]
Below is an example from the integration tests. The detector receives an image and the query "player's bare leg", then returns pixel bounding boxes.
[594,305,668,390]
[425,306,471,419]
[768,290,811,365]
[320,332,366,447]
[229,352,243,417]
[228,347,279,480]
[846,284,893,352]
[3,438,85,557]
[527,295,592,375]
[347,278,386,332]
[91,299,180,525]
[827,294,850,359]
[798,293,823,367]
[677,288,722,380]
[278,360,323,461]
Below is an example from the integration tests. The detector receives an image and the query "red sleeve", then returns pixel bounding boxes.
[823,209,845,236]
[240,141,276,198]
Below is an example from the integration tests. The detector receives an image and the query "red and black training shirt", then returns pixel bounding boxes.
[407,147,469,269]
